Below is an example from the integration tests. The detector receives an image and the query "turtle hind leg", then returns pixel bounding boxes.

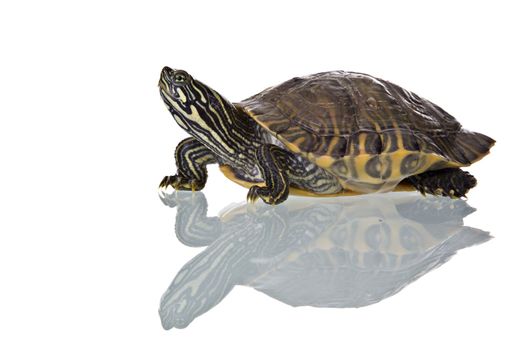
[404,168,477,198]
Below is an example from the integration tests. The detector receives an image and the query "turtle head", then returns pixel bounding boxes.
[159,66,216,133]
[158,65,233,127]
[158,67,198,107]
[158,66,254,160]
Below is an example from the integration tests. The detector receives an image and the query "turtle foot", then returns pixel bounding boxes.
[406,168,477,199]
[159,174,205,192]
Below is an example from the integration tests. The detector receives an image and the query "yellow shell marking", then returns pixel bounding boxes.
[316,155,335,168]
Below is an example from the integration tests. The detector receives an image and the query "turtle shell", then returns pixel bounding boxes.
[238,71,495,192]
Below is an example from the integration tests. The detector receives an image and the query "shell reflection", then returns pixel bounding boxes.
[159,192,490,329]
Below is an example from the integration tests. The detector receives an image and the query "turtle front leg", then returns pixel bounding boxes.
[159,137,217,191]
[247,144,290,205]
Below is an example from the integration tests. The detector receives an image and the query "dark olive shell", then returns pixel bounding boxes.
[238,71,494,191]
[240,71,493,162]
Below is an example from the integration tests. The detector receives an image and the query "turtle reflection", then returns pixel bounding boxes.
[159,192,490,329]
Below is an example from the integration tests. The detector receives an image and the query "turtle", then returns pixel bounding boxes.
[158,191,490,329]
[158,67,495,204]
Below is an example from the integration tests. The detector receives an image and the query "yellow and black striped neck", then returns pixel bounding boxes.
[159,67,261,173]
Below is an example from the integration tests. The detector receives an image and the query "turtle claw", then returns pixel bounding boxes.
[190,180,199,192]
[431,187,468,199]
[408,169,476,200]
[158,176,171,197]
[246,185,287,205]
[159,176,174,200]
[159,175,182,192]
[159,176,169,189]
[247,186,260,204]
[159,174,206,194]
[446,189,466,199]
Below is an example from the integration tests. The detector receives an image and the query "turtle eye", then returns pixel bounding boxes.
[174,72,188,83]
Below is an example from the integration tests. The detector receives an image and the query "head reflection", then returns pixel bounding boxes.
[159,192,490,329]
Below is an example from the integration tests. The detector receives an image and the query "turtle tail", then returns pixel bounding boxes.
[455,130,495,164]
[432,130,495,165]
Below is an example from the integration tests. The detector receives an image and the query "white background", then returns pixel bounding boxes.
[1,0,524,349]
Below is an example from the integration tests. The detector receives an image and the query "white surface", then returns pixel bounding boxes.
[0,1,523,349]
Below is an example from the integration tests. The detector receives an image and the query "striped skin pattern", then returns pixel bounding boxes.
[240,71,495,193]
[247,144,290,204]
[159,137,217,191]
[159,67,343,202]
[245,143,344,204]
[159,67,264,182]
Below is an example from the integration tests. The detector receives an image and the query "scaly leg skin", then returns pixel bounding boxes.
[247,144,290,205]
[405,168,477,198]
[159,137,217,192]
